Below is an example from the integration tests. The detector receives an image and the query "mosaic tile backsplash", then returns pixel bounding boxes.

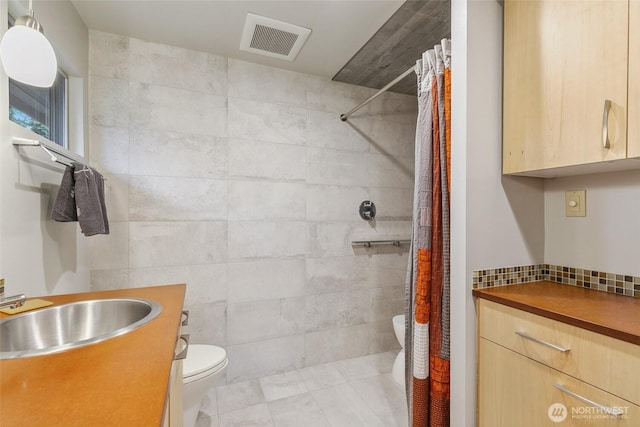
[473,264,640,299]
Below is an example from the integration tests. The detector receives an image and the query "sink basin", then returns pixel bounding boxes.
[0,298,162,359]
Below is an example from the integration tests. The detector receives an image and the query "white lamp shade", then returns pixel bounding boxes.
[0,24,57,87]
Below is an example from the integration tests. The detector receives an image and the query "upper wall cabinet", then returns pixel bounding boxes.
[629,1,640,159]
[503,0,640,177]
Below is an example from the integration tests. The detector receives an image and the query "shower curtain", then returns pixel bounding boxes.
[405,38,451,427]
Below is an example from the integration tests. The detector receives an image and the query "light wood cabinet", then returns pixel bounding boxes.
[479,339,640,426]
[477,299,640,426]
[503,0,636,176]
[163,325,185,427]
[629,0,640,158]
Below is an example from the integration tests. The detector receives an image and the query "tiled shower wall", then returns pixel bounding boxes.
[87,31,417,382]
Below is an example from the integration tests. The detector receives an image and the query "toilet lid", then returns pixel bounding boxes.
[183,344,227,379]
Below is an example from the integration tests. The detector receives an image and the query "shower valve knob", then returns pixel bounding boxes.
[359,201,376,221]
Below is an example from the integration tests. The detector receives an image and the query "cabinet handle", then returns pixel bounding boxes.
[554,383,624,417]
[602,100,612,149]
[515,331,570,352]
[174,334,190,361]
[181,309,190,326]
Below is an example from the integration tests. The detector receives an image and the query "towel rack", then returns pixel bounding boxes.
[12,137,87,167]
[351,239,411,248]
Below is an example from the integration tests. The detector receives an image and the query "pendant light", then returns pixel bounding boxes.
[0,0,57,87]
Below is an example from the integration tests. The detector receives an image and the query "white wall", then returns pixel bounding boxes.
[0,0,89,297]
[545,169,640,276]
[451,1,545,425]
[87,30,417,383]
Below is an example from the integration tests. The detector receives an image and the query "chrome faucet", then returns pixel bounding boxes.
[0,294,26,309]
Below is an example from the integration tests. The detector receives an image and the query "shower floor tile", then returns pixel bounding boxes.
[196,351,408,427]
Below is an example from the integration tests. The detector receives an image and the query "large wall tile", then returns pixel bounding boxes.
[227,297,305,345]
[305,325,369,366]
[305,290,370,332]
[228,221,306,260]
[368,118,417,158]
[228,98,306,145]
[130,82,227,136]
[306,147,368,186]
[130,38,227,95]
[90,268,129,292]
[228,181,305,221]
[306,222,358,258]
[226,335,305,382]
[367,153,414,189]
[90,76,130,128]
[370,253,410,288]
[89,125,129,175]
[306,185,369,222]
[369,187,413,220]
[129,221,227,267]
[351,221,411,249]
[129,176,227,221]
[128,263,227,306]
[369,287,404,323]
[89,30,129,80]
[306,256,371,295]
[130,130,227,179]
[184,301,227,346]
[228,139,305,181]
[102,174,129,222]
[89,222,129,270]
[305,110,370,152]
[368,321,400,354]
[227,258,305,302]
[229,59,306,106]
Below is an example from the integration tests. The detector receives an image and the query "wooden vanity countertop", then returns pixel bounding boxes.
[473,281,640,345]
[0,284,186,427]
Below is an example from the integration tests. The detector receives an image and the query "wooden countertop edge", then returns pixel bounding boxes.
[473,281,640,346]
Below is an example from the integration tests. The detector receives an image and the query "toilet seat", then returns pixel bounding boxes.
[183,344,227,384]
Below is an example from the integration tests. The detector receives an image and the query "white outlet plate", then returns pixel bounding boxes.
[565,190,586,217]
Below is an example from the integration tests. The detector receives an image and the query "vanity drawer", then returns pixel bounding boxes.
[479,338,640,427]
[478,299,640,405]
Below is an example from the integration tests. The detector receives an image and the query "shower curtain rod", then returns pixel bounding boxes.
[339,65,416,122]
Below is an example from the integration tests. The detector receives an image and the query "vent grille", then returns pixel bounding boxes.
[240,14,311,61]
[250,25,299,56]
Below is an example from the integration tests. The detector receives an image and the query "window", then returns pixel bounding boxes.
[7,16,68,148]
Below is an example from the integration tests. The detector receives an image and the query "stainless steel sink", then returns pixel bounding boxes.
[0,298,162,359]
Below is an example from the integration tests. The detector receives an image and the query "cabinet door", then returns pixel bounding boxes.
[478,338,640,427]
[503,0,628,174]
[629,0,640,158]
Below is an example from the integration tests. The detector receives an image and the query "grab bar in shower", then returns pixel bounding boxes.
[351,239,411,248]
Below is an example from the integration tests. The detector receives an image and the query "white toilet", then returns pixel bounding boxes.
[182,344,228,427]
[392,314,405,386]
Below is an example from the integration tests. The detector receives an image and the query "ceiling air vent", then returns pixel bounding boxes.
[240,13,311,61]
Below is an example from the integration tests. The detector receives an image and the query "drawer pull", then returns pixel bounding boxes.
[181,309,190,326]
[174,334,190,361]
[602,100,612,149]
[515,331,570,353]
[554,383,624,417]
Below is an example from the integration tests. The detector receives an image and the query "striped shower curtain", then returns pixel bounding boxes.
[405,38,451,427]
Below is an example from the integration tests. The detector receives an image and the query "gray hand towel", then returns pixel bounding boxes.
[73,162,110,236]
[52,164,78,222]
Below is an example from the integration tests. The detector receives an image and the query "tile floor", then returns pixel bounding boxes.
[195,351,408,427]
